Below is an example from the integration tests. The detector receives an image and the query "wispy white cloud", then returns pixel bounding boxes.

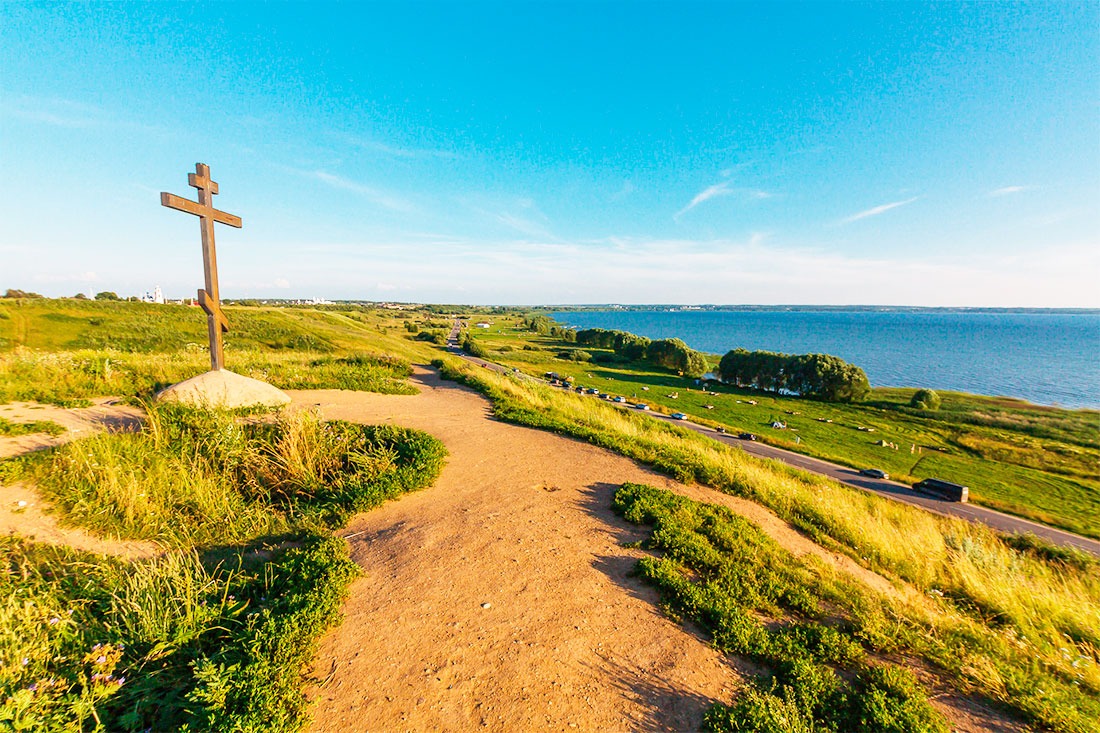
[676,183,773,219]
[839,197,918,225]
[308,170,416,213]
[2,95,103,127]
[330,130,457,160]
[677,182,734,217]
[988,185,1035,197]
[495,212,554,239]
[257,233,1099,307]
[358,139,457,159]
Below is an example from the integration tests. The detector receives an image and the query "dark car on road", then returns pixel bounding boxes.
[913,478,969,503]
[859,468,889,479]
[671,412,688,420]
[738,432,757,441]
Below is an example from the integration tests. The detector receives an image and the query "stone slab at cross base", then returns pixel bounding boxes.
[156,369,290,409]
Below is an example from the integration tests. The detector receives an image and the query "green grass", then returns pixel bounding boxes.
[0,416,64,437]
[432,356,1100,731]
[0,403,447,731]
[616,482,947,733]
[463,316,1100,539]
[0,299,442,405]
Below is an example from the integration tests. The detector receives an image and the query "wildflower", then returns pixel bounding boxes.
[48,617,60,625]
[21,658,28,666]
[96,655,107,665]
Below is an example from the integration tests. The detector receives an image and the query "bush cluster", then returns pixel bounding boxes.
[522,315,576,342]
[461,334,489,359]
[718,349,870,403]
[910,389,941,410]
[571,327,709,376]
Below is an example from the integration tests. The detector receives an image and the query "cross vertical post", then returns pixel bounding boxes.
[160,163,241,371]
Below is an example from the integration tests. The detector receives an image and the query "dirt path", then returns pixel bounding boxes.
[290,367,1018,732]
[0,480,159,559]
[0,398,155,558]
[0,397,144,460]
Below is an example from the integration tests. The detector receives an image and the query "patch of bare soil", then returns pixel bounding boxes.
[0,480,158,559]
[293,367,1020,732]
[1,398,155,559]
[0,398,144,459]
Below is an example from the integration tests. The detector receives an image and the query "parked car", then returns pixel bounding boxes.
[612,396,626,403]
[671,412,688,420]
[738,432,757,441]
[715,426,727,434]
[859,468,889,479]
[587,388,600,395]
[634,403,650,410]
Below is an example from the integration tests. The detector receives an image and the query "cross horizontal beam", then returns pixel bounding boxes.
[160,192,242,228]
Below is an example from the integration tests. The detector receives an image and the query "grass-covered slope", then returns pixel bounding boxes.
[463,317,1100,539]
[616,482,946,733]
[0,404,447,731]
[434,355,1100,732]
[0,299,451,405]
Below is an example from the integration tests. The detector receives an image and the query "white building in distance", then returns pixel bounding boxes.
[140,286,164,304]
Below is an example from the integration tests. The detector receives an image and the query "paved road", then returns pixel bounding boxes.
[444,324,1100,556]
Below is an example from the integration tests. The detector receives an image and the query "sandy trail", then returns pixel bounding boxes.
[0,397,144,460]
[293,366,975,733]
[0,398,156,558]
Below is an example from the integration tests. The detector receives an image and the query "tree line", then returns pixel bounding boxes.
[718,349,870,402]
[522,317,870,402]
[569,326,709,377]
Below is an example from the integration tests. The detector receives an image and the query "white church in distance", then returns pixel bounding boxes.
[140,286,165,304]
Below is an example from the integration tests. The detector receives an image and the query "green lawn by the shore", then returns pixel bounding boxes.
[466,316,1100,539]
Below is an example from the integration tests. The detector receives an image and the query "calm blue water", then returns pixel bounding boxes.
[549,310,1100,409]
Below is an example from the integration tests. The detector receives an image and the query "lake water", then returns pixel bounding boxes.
[548,310,1100,409]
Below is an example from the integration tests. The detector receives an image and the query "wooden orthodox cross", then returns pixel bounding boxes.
[160,163,242,371]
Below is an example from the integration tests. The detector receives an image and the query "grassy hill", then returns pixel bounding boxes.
[0,299,447,405]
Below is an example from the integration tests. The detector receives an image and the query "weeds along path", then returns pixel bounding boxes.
[292,366,923,732]
[1,398,155,559]
[0,397,144,459]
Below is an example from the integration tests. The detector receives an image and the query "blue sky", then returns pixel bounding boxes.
[2,1,1097,306]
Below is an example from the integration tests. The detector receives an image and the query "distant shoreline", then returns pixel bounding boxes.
[534,305,1100,315]
[542,308,1100,410]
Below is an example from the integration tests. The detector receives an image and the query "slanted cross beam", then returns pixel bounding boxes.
[160,163,242,370]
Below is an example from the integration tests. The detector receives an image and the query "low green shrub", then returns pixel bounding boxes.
[0,417,64,437]
[615,482,947,733]
[910,389,941,411]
